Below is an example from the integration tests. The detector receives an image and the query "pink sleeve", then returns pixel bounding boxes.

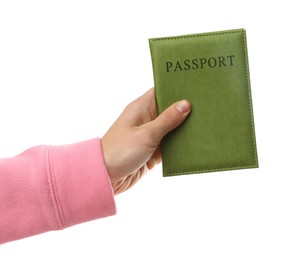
[0,138,116,244]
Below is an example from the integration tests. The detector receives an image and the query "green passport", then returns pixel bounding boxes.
[149,28,258,177]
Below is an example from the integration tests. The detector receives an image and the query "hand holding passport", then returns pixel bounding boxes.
[149,29,259,176]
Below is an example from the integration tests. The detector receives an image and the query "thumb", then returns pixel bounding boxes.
[147,100,191,140]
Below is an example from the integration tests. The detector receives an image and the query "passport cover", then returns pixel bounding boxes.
[149,28,258,176]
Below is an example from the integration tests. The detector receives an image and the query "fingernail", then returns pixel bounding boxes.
[176,100,191,113]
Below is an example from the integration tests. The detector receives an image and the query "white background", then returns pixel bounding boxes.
[0,0,295,259]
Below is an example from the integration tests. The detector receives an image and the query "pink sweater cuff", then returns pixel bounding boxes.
[0,137,116,244]
[49,137,116,228]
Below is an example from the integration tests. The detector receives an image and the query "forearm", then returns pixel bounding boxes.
[0,138,116,244]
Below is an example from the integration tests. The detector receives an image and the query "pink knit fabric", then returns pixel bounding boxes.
[0,138,116,244]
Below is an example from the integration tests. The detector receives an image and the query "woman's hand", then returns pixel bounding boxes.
[101,88,191,195]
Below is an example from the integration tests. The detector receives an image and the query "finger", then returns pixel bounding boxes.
[147,147,162,170]
[121,88,157,124]
[146,100,191,140]
[112,165,148,195]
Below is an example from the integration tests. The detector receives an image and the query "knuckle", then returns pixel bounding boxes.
[160,110,177,126]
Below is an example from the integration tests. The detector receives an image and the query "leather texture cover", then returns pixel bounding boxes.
[149,28,258,176]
